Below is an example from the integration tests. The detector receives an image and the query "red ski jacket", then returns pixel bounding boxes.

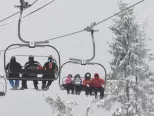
[83,79,92,86]
[92,77,104,87]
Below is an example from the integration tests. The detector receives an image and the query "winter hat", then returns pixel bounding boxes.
[94,73,99,77]
[68,74,72,78]
[29,55,34,61]
[10,56,16,63]
[48,55,53,59]
[85,72,91,79]
[75,74,80,78]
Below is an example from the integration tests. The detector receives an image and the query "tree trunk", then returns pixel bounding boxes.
[126,80,130,116]
[135,76,138,114]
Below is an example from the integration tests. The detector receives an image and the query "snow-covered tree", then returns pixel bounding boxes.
[109,1,151,80]
[44,94,78,116]
[106,1,154,116]
[44,94,105,116]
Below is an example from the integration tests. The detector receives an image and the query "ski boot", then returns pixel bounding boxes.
[34,86,38,90]
[14,85,19,90]
[20,86,25,90]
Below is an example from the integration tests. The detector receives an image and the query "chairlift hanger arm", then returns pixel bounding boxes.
[70,22,98,62]
[18,9,49,44]
[84,23,97,62]
[85,29,96,62]
[18,10,29,43]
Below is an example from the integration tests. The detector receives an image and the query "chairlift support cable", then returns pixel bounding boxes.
[95,0,145,26]
[0,0,145,52]
[0,47,21,53]
[0,0,145,27]
[0,0,39,23]
[0,0,56,27]
[46,0,145,41]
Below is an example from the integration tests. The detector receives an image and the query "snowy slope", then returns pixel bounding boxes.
[0,81,112,116]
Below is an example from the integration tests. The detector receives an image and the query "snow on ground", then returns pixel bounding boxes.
[0,81,112,116]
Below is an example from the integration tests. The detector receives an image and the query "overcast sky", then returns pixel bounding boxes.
[0,0,154,116]
[0,0,154,76]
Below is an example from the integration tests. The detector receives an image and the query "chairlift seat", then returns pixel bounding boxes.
[20,69,56,75]
[7,77,55,81]
[6,69,57,81]
[9,69,56,75]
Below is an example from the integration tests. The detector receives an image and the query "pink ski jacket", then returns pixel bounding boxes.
[65,77,72,84]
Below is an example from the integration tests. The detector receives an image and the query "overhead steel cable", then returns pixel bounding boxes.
[95,0,145,26]
[31,0,39,6]
[0,0,145,52]
[0,0,56,27]
[48,29,85,41]
[0,12,19,23]
[46,0,145,41]
[0,46,21,53]
[0,0,39,23]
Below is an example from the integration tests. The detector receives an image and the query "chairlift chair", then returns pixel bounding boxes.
[4,45,61,82]
[0,75,7,96]
[59,60,107,91]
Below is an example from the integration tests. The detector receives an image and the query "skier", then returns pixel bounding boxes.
[20,55,42,90]
[65,74,74,94]
[6,56,22,90]
[73,74,82,95]
[83,72,93,96]
[92,73,105,99]
[42,55,58,90]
